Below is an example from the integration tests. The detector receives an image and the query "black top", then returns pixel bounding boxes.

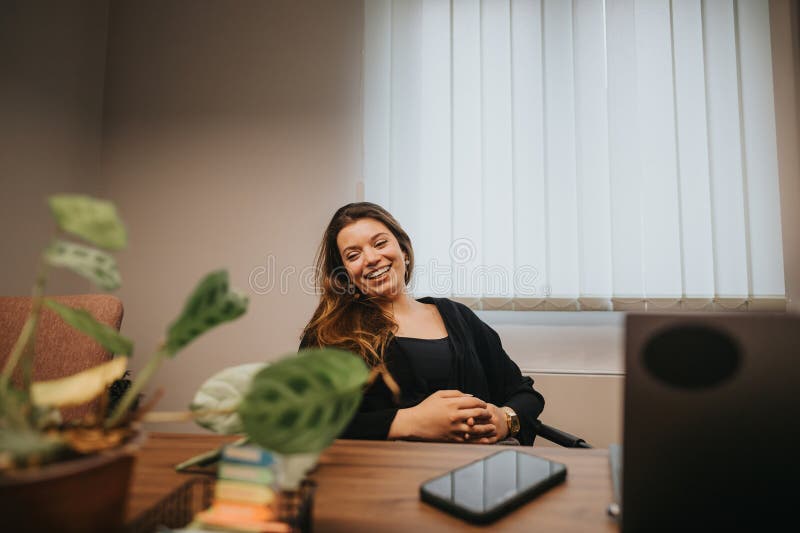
[300,297,545,445]
[394,336,452,394]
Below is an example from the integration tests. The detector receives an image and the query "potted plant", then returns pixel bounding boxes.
[0,194,249,532]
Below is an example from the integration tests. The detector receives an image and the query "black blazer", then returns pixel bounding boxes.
[300,297,545,445]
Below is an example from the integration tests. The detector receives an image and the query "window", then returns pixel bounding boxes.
[363,0,786,311]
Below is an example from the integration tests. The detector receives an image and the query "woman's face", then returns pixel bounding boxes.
[336,217,407,300]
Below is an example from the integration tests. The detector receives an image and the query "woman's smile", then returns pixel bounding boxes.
[365,264,392,280]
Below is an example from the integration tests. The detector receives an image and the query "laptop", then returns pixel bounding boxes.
[614,312,799,531]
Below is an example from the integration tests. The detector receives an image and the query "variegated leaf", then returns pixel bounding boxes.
[191,362,268,434]
[48,194,127,250]
[44,240,121,290]
[165,270,248,356]
[30,357,128,408]
[238,348,368,454]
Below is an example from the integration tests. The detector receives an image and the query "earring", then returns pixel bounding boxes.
[404,258,410,265]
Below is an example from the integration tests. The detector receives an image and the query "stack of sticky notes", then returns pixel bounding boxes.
[193,443,290,533]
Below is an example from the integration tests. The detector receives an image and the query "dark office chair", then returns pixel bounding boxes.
[534,420,591,448]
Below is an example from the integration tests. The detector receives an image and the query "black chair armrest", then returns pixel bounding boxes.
[534,420,592,448]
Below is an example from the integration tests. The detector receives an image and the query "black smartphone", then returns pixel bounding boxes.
[419,449,567,524]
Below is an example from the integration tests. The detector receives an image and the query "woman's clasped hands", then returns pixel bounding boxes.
[389,389,510,444]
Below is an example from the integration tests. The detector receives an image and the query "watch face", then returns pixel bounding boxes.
[503,407,520,434]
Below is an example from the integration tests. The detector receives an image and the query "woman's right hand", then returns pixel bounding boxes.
[388,390,496,442]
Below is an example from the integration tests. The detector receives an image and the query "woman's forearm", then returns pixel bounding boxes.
[387,407,414,439]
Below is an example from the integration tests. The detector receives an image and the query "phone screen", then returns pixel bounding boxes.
[421,450,566,515]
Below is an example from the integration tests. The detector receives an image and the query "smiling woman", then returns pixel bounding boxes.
[300,203,545,445]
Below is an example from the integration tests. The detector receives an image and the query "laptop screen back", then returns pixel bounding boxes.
[622,312,799,531]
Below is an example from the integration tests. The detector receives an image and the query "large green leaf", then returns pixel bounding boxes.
[48,194,127,250]
[191,362,268,434]
[44,240,121,290]
[238,348,368,454]
[31,357,128,408]
[44,299,133,356]
[165,270,249,356]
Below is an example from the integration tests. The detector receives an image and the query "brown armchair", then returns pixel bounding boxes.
[0,294,124,421]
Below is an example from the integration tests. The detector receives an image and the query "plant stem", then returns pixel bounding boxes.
[105,347,169,428]
[0,258,49,389]
[142,406,239,423]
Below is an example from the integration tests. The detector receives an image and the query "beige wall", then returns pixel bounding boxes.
[100,0,363,431]
[0,0,109,296]
[531,373,623,448]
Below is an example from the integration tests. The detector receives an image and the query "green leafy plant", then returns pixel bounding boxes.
[0,194,248,469]
[241,348,369,490]
[238,349,368,455]
[182,348,370,490]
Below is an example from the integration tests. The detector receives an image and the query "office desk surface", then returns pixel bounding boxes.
[128,433,618,532]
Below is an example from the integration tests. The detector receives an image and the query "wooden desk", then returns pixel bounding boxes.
[128,433,618,532]
[125,433,237,523]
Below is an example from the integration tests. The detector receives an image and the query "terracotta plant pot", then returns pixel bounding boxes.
[0,428,146,533]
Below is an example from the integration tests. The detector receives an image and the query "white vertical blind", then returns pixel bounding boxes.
[363,0,391,207]
[672,0,715,305]
[363,0,786,311]
[510,0,547,309]
[636,0,683,302]
[574,0,612,307]
[451,0,483,302]
[481,0,515,303]
[606,0,646,307]
[387,0,423,248]
[704,0,750,301]
[736,0,785,300]
[543,0,581,306]
[417,0,452,297]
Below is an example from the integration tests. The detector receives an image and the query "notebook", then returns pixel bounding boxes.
[619,312,799,531]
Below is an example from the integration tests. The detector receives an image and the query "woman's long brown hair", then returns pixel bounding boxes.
[300,202,414,369]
